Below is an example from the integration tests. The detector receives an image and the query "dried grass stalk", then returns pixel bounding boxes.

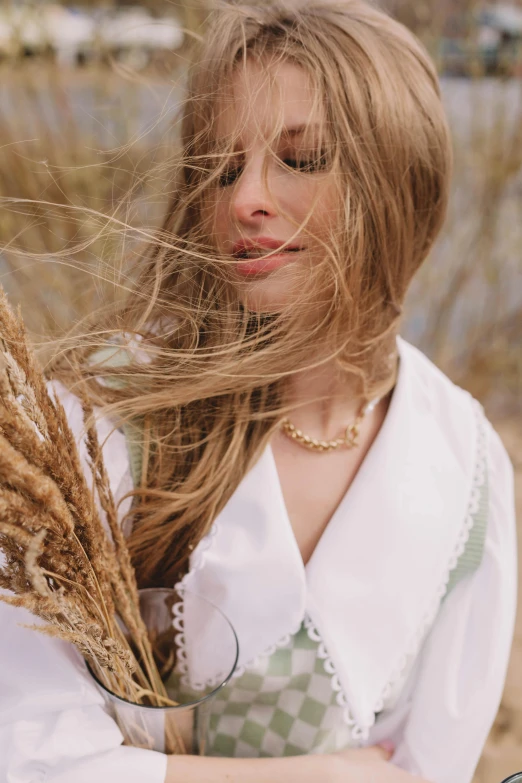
[0,285,186,754]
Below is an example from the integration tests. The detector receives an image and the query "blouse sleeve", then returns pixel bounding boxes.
[0,381,168,783]
[392,418,518,783]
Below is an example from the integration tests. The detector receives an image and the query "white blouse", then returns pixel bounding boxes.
[0,336,517,783]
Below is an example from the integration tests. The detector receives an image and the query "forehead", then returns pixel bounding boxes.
[216,58,322,142]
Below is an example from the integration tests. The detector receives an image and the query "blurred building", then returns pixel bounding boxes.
[0,3,183,67]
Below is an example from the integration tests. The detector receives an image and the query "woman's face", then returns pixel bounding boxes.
[210,59,341,314]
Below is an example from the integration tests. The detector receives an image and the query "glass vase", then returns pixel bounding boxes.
[87,587,239,755]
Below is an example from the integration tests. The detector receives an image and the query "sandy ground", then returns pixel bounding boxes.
[474,418,522,783]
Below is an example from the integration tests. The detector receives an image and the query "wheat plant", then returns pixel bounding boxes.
[0,283,186,753]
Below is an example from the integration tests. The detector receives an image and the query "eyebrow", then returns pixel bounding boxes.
[282,123,320,137]
[228,123,322,153]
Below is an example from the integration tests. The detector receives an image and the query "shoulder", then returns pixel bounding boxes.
[397,336,478,416]
[397,336,505,454]
[395,337,484,477]
[45,378,133,523]
[397,338,514,525]
[398,337,515,545]
[398,337,511,453]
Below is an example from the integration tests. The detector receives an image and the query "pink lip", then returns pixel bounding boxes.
[232,237,303,277]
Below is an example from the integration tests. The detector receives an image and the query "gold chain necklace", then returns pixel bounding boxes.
[280,397,381,453]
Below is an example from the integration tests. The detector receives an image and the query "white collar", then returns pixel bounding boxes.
[178,337,480,735]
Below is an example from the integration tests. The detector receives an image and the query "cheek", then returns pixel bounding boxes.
[315,194,342,235]
[202,194,230,248]
[277,176,314,216]
[295,181,342,240]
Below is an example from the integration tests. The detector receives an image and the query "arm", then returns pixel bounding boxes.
[0,612,394,783]
[0,598,168,783]
[391,420,517,783]
[164,745,418,783]
[0,623,398,783]
[165,753,328,783]
[0,380,168,782]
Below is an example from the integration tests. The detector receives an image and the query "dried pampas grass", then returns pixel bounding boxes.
[0,284,185,754]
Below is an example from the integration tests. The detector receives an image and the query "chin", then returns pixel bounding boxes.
[238,294,287,314]
[234,263,306,314]
[236,280,297,314]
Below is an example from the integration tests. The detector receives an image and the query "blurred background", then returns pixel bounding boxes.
[0,1,520,780]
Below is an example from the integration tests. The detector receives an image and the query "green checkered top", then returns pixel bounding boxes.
[206,618,363,757]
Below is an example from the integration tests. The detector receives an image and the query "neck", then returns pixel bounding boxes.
[282,360,367,442]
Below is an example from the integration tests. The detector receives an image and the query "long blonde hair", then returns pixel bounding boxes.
[50,0,453,588]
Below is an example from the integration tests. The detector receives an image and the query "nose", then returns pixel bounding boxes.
[230,159,277,226]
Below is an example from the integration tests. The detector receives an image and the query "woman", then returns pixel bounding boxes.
[0,2,516,782]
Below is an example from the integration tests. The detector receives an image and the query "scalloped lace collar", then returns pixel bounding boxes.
[178,337,480,736]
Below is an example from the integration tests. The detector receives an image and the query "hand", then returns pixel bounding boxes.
[328,744,431,783]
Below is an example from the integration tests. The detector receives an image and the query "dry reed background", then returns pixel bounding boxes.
[0,3,521,781]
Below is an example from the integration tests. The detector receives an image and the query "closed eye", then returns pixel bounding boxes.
[280,151,329,173]
[218,166,243,187]
[282,158,317,172]
[216,150,329,187]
